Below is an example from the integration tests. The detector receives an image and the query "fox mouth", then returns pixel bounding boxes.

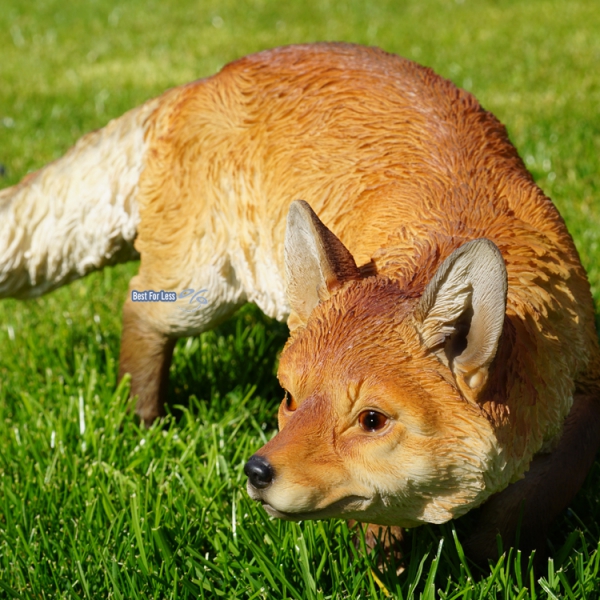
[247,483,372,521]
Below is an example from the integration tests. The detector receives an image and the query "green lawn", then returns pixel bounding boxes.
[1,0,600,597]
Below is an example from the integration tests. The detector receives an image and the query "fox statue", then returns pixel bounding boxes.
[1,43,599,564]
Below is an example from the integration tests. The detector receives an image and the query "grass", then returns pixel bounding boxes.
[1,0,600,597]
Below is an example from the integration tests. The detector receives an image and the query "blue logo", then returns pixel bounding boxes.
[177,288,208,313]
[131,288,208,314]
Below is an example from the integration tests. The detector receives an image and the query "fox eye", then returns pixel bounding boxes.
[284,390,297,412]
[358,410,388,432]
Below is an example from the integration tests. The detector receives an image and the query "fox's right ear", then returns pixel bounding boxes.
[413,238,508,403]
[284,200,360,331]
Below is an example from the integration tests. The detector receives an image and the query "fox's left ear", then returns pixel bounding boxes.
[413,239,508,402]
[284,200,360,331]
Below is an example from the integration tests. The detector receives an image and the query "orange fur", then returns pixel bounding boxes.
[3,43,599,561]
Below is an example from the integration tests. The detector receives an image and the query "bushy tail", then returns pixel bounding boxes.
[0,96,160,299]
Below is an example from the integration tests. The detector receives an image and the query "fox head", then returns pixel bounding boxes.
[245,200,508,527]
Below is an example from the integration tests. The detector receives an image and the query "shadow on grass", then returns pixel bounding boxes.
[167,303,289,424]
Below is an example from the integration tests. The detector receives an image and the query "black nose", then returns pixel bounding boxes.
[244,455,275,489]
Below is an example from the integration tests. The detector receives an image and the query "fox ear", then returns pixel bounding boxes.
[414,239,508,401]
[284,200,360,330]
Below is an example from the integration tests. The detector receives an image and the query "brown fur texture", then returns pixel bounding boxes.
[3,43,599,563]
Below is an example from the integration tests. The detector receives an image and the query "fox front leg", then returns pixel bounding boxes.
[350,522,404,571]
